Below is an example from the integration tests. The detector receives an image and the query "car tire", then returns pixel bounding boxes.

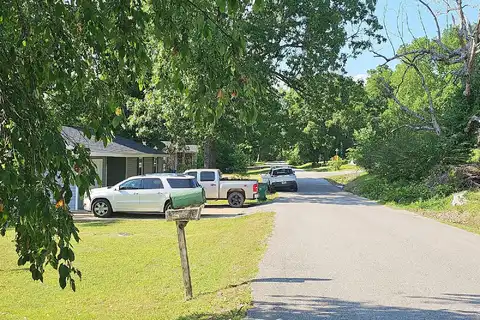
[163,200,172,213]
[92,199,112,218]
[291,183,298,192]
[228,192,245,208]
[268,184,276,194]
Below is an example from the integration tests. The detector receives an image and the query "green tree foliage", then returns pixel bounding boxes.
[0,0,260,288]
[280,75,370,165]
[126,0,382,167]
[351,29,480,181]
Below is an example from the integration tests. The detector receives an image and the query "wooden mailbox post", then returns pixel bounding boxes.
[166,206,203,300]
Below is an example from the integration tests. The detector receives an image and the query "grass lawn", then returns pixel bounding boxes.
[326,172,480,235]
[246,168,270,175]
[222,173,263,182]
[0,212,274,320]
[293,162,314,169]
[299,163,360,172]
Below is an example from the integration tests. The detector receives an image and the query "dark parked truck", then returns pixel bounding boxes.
[184,169,258,208]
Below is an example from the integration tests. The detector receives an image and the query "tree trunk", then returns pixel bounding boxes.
[203,138,216,168]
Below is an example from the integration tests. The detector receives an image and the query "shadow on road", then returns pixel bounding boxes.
[275,194,377,206]
[249,295,479,319]
[197,278,332,298]
[407,293,480,306]
[273,177,377,206]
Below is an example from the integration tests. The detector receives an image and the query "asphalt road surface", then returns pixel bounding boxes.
[248,171,480,319]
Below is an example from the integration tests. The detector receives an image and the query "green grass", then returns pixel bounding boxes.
[302,163,360,172]
[223,173,263,182]
[0,213,274,320]
[207,192,278,206]
[293,162,313,169]
[246,168,270,175]
[325,172,366,186]
[327,172,480,235]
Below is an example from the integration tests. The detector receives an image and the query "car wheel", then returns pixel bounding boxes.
[163,200,172,213]
[291,183,298,192]
[92,199,112,218]
[268,184,276,194]
[228,192,245,208]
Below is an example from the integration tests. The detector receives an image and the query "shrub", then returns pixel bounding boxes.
[350,126,471,182]
[328,156,343,171]
[346,174,434,204]
[286,145,302,166]
[216,141,249,173]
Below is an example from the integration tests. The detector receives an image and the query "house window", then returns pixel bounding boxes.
[137,158,143,175]
[153,158,157,173]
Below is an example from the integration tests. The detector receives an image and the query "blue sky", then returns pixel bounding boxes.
[345,0,478,79]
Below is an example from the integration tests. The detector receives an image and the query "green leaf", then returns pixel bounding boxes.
[70,279,76,292]
[228,0,239,14]
[253,0,264,11]
[196,13,204,31]
[217,0,226,13]
[59,247,69,260]
[112,116,122,128]
[58,264,70,289]
[59,276,67,289]
[22,40,26,47]
[59,263,70,278]
[67,248,75,262]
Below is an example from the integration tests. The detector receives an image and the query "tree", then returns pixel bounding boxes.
[126,0,383,167]
[0,0,260,289]
[373,0,480,135]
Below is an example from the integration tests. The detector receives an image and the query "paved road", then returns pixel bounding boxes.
[248,171,480,319]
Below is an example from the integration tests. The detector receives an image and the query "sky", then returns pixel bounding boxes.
[345,0,478,80]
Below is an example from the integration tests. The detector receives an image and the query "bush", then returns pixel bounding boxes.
[346,174,434,204]
[216,141,249,173]
[350,126,471,182]
[286,145,302,166]
[471,149,480,163]
[328,156,343,171]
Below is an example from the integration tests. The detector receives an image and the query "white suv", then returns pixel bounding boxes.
[83,174,201,217]
[261,167,298,192]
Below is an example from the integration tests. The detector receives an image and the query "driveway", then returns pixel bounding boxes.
[248,171,480,319]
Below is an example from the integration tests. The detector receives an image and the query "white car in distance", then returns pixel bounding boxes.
[261,167,298,192]
[84,174,202,217]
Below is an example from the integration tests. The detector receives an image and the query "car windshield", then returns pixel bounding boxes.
[274,168,293,176]
[167,178,199,189]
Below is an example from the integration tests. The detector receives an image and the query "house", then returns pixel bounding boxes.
[162,141,199,171]
[62,126,168,209]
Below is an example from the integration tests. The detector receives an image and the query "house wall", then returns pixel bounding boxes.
[91,156,107,186]
[126,158,138,178]
[143,157,154,174]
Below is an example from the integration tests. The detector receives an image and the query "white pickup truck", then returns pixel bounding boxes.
[184,169,258,208]
[261,167,298,192]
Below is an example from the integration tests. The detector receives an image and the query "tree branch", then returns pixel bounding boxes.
[378,77,428,123]
[403,60,442,135]
[418,0,445,48]
[391,124,436,134]
[182,0,235,41]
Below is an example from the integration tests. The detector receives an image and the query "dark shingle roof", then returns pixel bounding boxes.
[62,126,165,157]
